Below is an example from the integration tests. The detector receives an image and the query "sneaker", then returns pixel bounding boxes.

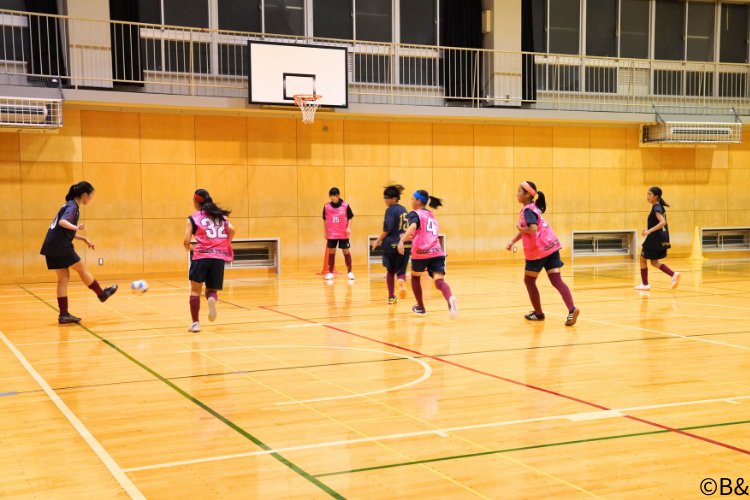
[524,311,545,321]
[671,272,681,290]
[324,273,334,280]
[348,272,356,280]
[565,307,580,326]
[412,305,426,315]
[397,279,407,299]
[58,313,81,324]
[98,284,118,303]
[207,296,217,322]
[388,296,398,305]
[448,296,458,319]
[634,284,651,291]
[188,321,201,333]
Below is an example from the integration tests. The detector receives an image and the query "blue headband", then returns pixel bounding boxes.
[414,191,428,203]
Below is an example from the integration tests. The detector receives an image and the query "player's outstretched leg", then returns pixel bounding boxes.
[548,271,579,326]
[71,261,117,303]
[411,275,425,315]
[653,260,680,289]
[206,289,218,322]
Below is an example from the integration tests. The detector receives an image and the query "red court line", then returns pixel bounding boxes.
[259,306,750,457]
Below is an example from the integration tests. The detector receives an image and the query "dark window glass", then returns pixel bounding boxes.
[531,0,547,52]
[585,67,617,93]
[163,0,209,28]
[685,70,712,96]
[353,54,390,83]
[0,0,25,9]
[401,0,436,45]
[218,0,261,32]
[141,38,162,71]
[265,0,305,36]
[549,65,579,91]
[357,0,392,42]
[219,44,248,75]
[536,64,548,90]
[399,56,440,85]
[138,0,161,24]
[0,26,28,61]
[654,69,682,95]
[720,3,748,63]
[313,0,352,39]
[549,0,580,55]
[655,0,685,61]
[586,0,617,57]
[686,1,715,62]
[165,40,210,73]
[620,0,650,59]
[719,73,747,97]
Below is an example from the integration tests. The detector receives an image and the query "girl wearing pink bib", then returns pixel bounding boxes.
[183,189,235,333]
[506,181,579,326]
[398,190,457,318]
[323,187,355,280]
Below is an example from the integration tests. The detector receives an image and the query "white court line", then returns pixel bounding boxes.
[177,345,432,405]
[122,394,750,472]
[0,330,146,499]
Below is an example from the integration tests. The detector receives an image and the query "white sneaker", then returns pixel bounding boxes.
[188,321,200,332]
[348,272,355,280]
[448,296,458,319]
[671,272,681,290]
[324,273,334,280]
[207,296,217,322]
[634,284,651,291]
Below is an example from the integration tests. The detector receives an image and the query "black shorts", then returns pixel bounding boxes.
[411,256,446,278]
[641,248,668,261]
[525,250,564,273]
[382,250,410,276]
[189,258,225,290]
[44,252,81,270]
[327,239,351,249]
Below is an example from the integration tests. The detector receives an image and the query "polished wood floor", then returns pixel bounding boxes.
[1,259,749,499]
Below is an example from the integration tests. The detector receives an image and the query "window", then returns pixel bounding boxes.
[219,44,247,76]
[654,0,685,61]
[357,0,392,42]
[265,0,305,36]
[549,0,580,55]
[313,0,352,39]
[719,3,748,63]
[138,0,162,24]
[218,0,261,32]
[353,54,391,83]
[164,0,209,28]
[400,0,436,45]
[586,0,617,57]
[620,0,650,59]
[531,0,547,52]
[686,1,715,62]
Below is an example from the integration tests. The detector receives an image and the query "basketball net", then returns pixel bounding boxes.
[294,94,322,124]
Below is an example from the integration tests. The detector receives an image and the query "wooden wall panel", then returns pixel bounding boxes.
[82,163,142,219]
[664,210,694,253]
[20,109,82,163]
[432,168,474,215]
[589,168,626,213]
[694,169,728,212]
[229,217,249,239]
[83,219,144,274]
[474,168,514,215]
[142,219,188,273]
[0,162,21,220]
[553,213,590,258]
[553,127,590,169]
[475,214,516,261]
[590,128,626,169]
[0,221,24,277]
[438,215,474,261]
[728,170,750,210]
[625,129,660,169]
[247,217,299,268]
[297,166,345,217]
[344,121,389,167]
[388,167,432,201]
[296,120,344,166]
[552,168,590,214]
[81,111,140,163]
[661,148,696,169]
[433,124,473,168]
[661,169,695,211]
[347,215,383,266]
[389,122,432,167]
[514,126,552,168]
[195,165,249,218]
[697,145,728,169]
[695,210,727,229]
[141,164,196,219]
[195,115,247,165]
[474,125,513,168]
[248,117,297,166]
[139,113,195,164]
[297,216,326,268]
[0,132,20,162]
[590,212,626,231]
[729,131,750,168]
[625,169,661,212]
[344,167,390,217]
[248,165,297,217]
[21,162,83,220]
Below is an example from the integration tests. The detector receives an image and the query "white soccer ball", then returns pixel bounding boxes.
[131,280,149,294]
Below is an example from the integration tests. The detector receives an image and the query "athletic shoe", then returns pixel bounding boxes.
[324,273,334,280]
[671,272,681,290]
[98,284,118,303]
[58,313,81,324]
[448,296,458,319]
[388,296,398,305]
[348,272,356,280]
[524,311,545,321]
[412,305,426,315]
[188,321,201,333]
[207,296,217,322]
[397,279,407,299]
[634,284,651,291]
[565,307,580,326]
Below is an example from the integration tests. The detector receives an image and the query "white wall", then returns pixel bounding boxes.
[65,0,112,88]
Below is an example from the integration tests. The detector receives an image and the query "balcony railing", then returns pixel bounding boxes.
[2,9,750,114]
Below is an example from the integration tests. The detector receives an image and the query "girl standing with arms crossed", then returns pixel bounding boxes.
[506,181,579,326]
[372,183,410,304]
[183,189,235,333]
[40,181,118,324]
[323,187,356,281]
[635,187,680,291]
[398,190,457,318]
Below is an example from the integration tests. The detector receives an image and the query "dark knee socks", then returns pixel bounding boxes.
[411,276,424,308]
[659,264,675,277]
[88,280,103,296]
[189,295,200,322]
[206,291,218,301]
[524,275,543,314]
[386,273,395,298]
[640,268,649,285]
[328,253,336,273]
[57,297,68,315]
[434,278,453,303]
[548,273,575,312]
[344,253,352,272]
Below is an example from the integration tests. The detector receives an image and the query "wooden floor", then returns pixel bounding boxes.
[1,259,750,499]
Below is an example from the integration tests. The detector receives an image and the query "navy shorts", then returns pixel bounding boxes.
[382,250,410,276]
[189,258,225,290]
[327,239,350,249]
[641,248,668,261]
[525,250,564,273]
[44,252,81,270]
[411,256,446,278]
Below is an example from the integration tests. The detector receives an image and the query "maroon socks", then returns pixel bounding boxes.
[640,268,649,285]
[434,278,453,304]
[57,297,68,315]
[659,264,675,277]
[88,280,104,296]
[386,273,395,298]
[524,275,543,314]
[344,253,352,273]
[189,296,200,322]
[206,291,218,302]
[411,276,424,309]
[548,273,575,312]
[397,273,406,282]
[328,253,336,273]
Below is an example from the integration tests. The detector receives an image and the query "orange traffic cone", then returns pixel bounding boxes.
[316,246,342,276]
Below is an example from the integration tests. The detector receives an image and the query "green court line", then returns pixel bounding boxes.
[314,419,750,478]
[20,288,347,500]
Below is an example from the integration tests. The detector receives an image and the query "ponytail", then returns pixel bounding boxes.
[194,189,231,220]
[649,186,669,210]
[523,181,547,213]
[65,181,94,202]
[416,189,443,210]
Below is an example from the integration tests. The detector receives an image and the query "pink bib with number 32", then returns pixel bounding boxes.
[191,210,234,261]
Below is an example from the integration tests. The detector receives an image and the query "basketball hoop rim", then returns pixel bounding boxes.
[294,94,322,104]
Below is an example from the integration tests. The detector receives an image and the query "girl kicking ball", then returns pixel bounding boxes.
[40,181,118,324]
[506,181,579,326]
[636,187,680,291]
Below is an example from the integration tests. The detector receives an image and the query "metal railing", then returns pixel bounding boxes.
[3,9,750,114]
